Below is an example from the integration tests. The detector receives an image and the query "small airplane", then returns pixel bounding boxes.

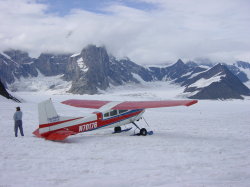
[33,99,198,141]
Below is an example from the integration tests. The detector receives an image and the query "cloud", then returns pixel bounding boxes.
[0,0,250,64]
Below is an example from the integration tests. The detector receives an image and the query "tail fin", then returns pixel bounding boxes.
[33,99,78,140]
[33,99,60,138]
[38,99,60,125]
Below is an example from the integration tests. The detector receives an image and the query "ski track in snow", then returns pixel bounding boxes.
[0,90,250,187]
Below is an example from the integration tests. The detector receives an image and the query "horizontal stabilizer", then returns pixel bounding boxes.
[45,130,77,141]
[33,128,43,138]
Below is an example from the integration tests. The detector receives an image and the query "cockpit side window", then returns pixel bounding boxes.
[110,110,118,116]
[119,110,128,114]
[104,112,109,117]
[103,109,127,118]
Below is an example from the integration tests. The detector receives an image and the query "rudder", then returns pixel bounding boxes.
[38,99,60,125]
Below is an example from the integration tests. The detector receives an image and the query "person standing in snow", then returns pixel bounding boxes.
[13,107,24,137]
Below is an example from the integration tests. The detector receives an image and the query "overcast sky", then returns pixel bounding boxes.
[0,0,250,64]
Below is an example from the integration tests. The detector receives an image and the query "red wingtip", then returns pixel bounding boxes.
[186,100,198,106]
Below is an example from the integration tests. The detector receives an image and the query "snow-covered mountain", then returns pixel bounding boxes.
[1,45,250,99]
[183,64,250,99]
[148,60,250,99]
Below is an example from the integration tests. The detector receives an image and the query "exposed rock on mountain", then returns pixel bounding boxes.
[64,45,110,94]
[64,45,152,94]
[236,61,250,69]
[148,59,191,81]
[3,50,34,64]
[226,65,249,83]
[0,50,71,87]
[0,80,20,102]
[0,51,37,85]
[35,53,71,76]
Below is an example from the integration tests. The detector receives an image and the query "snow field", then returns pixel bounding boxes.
[0,91,250,187]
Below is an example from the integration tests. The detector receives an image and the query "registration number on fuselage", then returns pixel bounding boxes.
[79,122,97,132]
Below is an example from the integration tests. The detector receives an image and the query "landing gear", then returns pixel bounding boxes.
[140,128,147,136]
[114,126,121,133]
[113,126,132,134]
[132,122,153,136]
[113,117,153,136]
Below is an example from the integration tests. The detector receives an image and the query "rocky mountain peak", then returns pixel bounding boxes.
[64,45,111,94]
[174,59,185,67]
[236,61,250,69]
[208,63,229,75]
[3,49,33,64]
[64,45,154,94]
[80,45,109,70]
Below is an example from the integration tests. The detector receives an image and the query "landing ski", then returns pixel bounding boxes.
[112,127,132,134]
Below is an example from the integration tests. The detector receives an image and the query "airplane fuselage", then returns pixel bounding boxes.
[39,109,145,138]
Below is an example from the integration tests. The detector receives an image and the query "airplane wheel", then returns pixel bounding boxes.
[114,126,121,133]
[140,128,147,136]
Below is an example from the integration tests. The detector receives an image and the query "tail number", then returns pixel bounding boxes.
[79,122,97,132]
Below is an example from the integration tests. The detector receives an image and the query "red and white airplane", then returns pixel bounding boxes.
[33,99,198,141]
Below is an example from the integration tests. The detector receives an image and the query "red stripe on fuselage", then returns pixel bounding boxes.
[40,119,98,137]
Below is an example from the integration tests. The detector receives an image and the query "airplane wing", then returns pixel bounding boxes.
[112,100,197,109]
[61,99,198,110]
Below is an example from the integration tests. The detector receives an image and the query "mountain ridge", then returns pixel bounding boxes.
[1,45,250,99]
